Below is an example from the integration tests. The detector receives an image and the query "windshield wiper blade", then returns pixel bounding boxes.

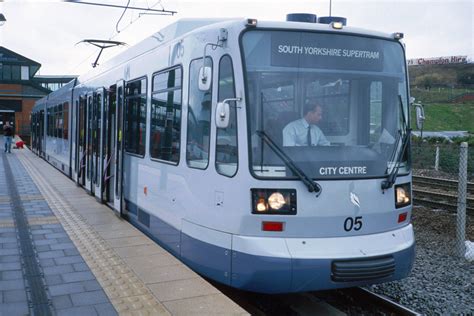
[256,131,322,196]
[381,95,411,190]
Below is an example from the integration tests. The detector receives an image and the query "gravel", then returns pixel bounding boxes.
[370,205,474,315]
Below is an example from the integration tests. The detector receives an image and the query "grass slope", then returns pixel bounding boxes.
[410,102,474,132]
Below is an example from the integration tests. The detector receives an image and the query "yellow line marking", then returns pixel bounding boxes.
[0,219,15,228]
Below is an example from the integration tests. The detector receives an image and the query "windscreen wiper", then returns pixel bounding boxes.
[256,131,322,196]
[381,95,411,190]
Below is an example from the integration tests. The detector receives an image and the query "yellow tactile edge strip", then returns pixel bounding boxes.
[19,154,171,316]
[0,218,59,228]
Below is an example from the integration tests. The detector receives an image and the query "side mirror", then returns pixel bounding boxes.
[198,66,212,91]
[215,102,230,129]
[215,97,242,129]
[415,103,425,130]
[409,96,415,105]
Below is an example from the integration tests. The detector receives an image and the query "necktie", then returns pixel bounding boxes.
[307,126,312,146]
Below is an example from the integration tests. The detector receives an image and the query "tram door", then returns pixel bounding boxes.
[103,85,116,205]
[93,89,105,200]
[113,81,125,215]
[85,93,93,193]
[77,97,87,186]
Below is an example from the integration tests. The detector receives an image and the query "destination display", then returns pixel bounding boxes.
[270,32,385,71]
[285,160,387,179]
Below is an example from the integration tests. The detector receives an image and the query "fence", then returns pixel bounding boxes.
[411,139,473,261]
[412,140,474,180]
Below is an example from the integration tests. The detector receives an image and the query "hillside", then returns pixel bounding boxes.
[408,63,474,90]
[408,63,474,132]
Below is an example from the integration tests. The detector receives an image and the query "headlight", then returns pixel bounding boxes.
[395,183,411,208]
[268,192,286,209]
[256,198,267,212]
[251,189,297,215]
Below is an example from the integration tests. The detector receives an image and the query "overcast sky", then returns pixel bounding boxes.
[0,0,472,75]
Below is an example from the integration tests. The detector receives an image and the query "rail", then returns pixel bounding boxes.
[344,287,421,316]
[413,175,474,214]
[413,175,474,194]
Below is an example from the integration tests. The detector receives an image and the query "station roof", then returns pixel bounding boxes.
[0,46,41,78]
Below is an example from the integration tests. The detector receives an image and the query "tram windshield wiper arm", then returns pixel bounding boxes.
[381,95,411,190]
[256,131,322,196]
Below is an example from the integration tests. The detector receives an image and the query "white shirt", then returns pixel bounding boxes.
[282,118,330,146]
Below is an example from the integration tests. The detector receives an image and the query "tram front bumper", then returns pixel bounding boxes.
[230,224,415,293]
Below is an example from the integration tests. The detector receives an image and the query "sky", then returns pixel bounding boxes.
[0,0,472,76]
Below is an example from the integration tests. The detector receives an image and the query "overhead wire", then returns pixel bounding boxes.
[115,0,131,33]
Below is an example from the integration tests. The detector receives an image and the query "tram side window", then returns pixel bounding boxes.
[150,66,182,163]
[46,108,50,136]
[49,108,53,137]
[216,55,238,177]
[125,78,147,156]
[186,57,212,169]
[63,102,69,140]
[96,93,102,154]
[57,104,63,138]
[49,107,53,137]
[53,105,58,137]
[50,106,54,137]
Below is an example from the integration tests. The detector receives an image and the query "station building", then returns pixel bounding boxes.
[0,46,75,141]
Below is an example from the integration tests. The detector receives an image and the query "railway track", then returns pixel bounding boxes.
[413,175,474,194]
[216,282,421,315]
[342,287,421,315]
[311,287,421,316]
[412,175,474,214]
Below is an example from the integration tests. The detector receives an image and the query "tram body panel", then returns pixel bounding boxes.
[31,18,415,293]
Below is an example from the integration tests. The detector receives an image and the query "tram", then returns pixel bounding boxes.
[31,14,417,293]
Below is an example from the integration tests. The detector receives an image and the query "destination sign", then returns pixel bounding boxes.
[319,166,368,176]
[277,45,380,60]
[270,32,385,71]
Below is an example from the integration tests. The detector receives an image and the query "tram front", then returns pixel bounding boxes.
[237,27,415,293]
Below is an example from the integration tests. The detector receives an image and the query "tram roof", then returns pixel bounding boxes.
[77,18,396,82]
[34,17,399,108]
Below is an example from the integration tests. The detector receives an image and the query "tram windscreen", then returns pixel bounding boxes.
[242,30,409,179]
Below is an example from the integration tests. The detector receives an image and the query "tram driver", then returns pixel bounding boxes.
[282,102,330,147]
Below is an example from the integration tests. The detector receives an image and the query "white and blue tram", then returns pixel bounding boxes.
[31,15,416,293]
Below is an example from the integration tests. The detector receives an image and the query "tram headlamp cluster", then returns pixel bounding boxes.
[331,21,344,29]
[395,183,411,208]
[251,189,297,214]
[393,32,404,40]
[246,18,258,27]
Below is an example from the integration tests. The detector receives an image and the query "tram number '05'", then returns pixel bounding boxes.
[344,216,363,232]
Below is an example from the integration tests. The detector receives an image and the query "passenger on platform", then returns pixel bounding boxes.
[3,122,13,153]
[16,140,25,149]
[282,103,330,147]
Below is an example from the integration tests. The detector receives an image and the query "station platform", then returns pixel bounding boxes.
[0,136,248,315]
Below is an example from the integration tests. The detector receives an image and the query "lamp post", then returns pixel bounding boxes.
[0,13,6,26]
